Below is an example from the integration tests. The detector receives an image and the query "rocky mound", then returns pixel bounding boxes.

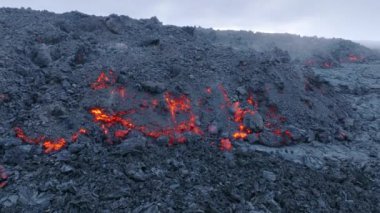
[0,8,378,212]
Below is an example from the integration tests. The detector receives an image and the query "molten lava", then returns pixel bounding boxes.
[15,127,88,153]
[90,70,116,90]
[14,70,293,153]
[247,94,258,109]
[90,108,136,133]
[231,102,255,140]
[232,131,248,140]
[348,54,362,62]
[264,105,293,142]
[89,103,203,145]
[205,87,212,95]
[43,138,66,154]
[164,92,191,123]
[71,128,88,142]
[14,127,45,144]
[220,138,232,151]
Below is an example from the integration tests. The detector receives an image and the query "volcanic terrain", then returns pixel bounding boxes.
[0,8,379,212]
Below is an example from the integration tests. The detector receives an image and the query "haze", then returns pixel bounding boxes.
[1,0,379,42]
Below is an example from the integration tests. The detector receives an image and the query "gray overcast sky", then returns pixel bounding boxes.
[1,0,379,41]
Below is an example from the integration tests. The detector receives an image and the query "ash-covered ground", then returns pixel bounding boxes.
[0,8,379,212]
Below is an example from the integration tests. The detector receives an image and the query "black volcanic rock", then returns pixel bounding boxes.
[243,113,264,133]
[31,44,52,67]
[105,14,125,34]
[0,8,378,213]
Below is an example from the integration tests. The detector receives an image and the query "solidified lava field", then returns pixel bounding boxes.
[0,8,379,212]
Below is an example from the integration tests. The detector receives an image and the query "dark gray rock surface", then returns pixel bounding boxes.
[0,8,379,212]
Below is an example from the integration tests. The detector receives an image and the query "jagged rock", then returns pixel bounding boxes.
[105,15,124,34]
[60,164,74,173]
[143,16,162,30]
[72,45,90,65]
[0,195,18,207]
[32,44,52,67]
[243,113,264,132]
[140,81,166,94]
[259,129,283,147]
[50,104,67,117]
[236,86,247,96]
[286,125,307,142]
[169,64,182,78]
[262,171,277,182]
[156,136,169,146]
[132,203,160,213]
[208,122,219,134]
[182,26,195,36]
[343,118,355,129]
[68,143,84,154]
[303,156,324,170]
[1,138,21,148]
[0,8,378,213]
[2,145,33,165]
[125,164,148,182]
[140,38,160,47]
[247,133,259,143]
[335,128,351,141]
[117,137,146,155]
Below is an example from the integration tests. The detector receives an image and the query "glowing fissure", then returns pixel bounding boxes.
[89,104,203,145]
[304,53,364,69]
[90,70,116,90]
[347,54,362,62]
[15,70,292,152]
[15,127,88,153]
[164,92,191,123]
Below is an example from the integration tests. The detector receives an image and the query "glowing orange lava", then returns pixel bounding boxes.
[14,70,294,153]
[90,70,116,90]
[15,127,88,153]
[43,138,66,154]
[89,105,203,145]
[14,127,45,144]
[231,102,255,140]
[71,128,88,142]
[164,92,191,123]
[220,138,232,151]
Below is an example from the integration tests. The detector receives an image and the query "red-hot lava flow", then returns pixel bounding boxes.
[42,138,67,154]
[220,138,232,151]
[231,102,254,140]
[218,85,258,141]
[14,127,88,153]
[348,54,362,62]
[71,128,88,142]
[14,70,292,153]
[90,70,116,90]
[164,92,191,123]
[89,94,203,145]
